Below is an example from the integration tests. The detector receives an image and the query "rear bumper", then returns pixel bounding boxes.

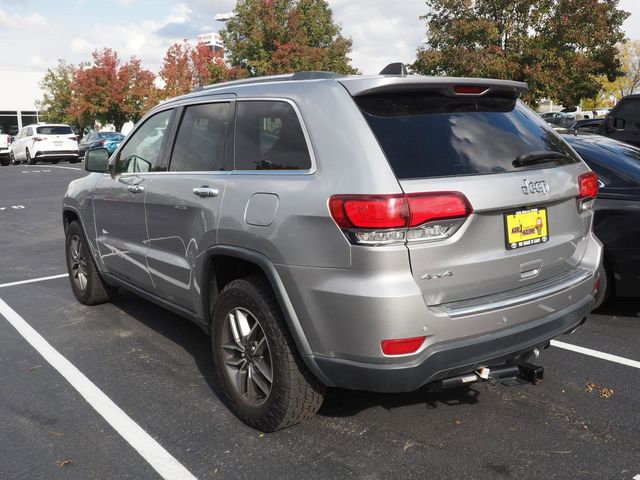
[314,293,593,393]
[35,150,79,158]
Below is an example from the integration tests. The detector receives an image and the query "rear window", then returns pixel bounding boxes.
[356,93,580,179]
[36,125,73,135]
[98,132,124,140]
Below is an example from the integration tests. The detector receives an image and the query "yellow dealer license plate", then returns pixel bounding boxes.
[504,207,549,250]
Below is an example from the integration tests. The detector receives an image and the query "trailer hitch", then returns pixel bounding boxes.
[429,361,544,392]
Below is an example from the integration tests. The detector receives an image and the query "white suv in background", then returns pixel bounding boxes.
[0,131,10,166]
[11,123,79,165]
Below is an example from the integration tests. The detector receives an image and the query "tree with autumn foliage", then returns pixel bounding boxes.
[221,0,357,77]
[412,0,629,107]
[159,40,219,97]
[68,48,157,131]
[37,60,89,129]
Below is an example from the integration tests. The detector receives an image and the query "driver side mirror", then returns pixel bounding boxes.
[85,148,110,173]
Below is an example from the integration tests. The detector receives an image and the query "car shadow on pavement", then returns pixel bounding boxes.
[109,291,230,403]
[111,290,485,420]
[593,298,640,317]
[318,385,481,418]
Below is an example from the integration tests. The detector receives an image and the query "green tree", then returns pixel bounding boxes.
[37,60,88,129]
[221,0,358,77]
[412,0,629,107]
[599,40,640,100]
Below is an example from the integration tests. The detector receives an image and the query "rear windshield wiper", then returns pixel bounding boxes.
[513,151,570,168]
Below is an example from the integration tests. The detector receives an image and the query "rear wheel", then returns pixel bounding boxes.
[26,149,35,165]
[211,276,325,431]
[9,151,17,165]
[65,221,111,305]
[0,157,9,167]
[51,159,59,164]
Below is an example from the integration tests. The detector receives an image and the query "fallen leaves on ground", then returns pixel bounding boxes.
[586,381,614,399]
[55,460,73,468]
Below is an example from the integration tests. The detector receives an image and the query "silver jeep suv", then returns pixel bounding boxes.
[63,67,602,431]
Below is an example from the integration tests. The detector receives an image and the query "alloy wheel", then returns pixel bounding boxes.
[221,307,273,406]
[69,235,89,292]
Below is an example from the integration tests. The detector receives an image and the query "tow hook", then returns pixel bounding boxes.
[429,361,545,392]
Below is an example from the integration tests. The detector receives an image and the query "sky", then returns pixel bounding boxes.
[0,0,639,76]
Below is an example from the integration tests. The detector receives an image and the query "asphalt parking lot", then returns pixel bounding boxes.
[1,163,639,480]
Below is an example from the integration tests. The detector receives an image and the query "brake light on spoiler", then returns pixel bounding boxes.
[329,192,472,245]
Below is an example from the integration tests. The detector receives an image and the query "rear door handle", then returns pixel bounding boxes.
[127,185,144,194]
[193,187,219,198]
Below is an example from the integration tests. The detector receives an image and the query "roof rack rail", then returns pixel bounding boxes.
[196,70,344,92]
[379,62,408,77]
[290,71,344,80]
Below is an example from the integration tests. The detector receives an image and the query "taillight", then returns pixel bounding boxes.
[381,336,426,355]
[577,172,598,213]
[329,192,472,245]
[578,172,598,199]
[32,136,45,142]
[69,135,78,141]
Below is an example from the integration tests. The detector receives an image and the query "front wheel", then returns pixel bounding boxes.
[65,221,111,305]
[212,276,325,431]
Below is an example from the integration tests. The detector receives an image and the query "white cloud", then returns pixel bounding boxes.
[0,9,47,29]
[70,37,93,54]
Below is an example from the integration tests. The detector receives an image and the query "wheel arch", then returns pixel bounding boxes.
[200,245,332,386]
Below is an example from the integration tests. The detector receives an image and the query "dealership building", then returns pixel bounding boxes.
[0,70,43,136]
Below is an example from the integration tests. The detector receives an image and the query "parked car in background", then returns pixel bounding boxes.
[570,118,603,134]
[0,130,11,166]
[539,111,576,128]
[11,124,79,165]
[78,132,125,159]
[596,94,640,148]
[64,67,602,431]
[563,133,640,306]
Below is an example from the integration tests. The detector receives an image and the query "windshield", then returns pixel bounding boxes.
[36,125,73,135]
[356,93,580,179]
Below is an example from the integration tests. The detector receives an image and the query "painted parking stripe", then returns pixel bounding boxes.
[551,339,640,370]
[0,297,198,480]
[20,164,82,171]
[0,273,69,289]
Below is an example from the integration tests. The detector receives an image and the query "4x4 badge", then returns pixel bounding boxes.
[521,179,550,195]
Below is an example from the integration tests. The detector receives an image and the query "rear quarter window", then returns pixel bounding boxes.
[356,93,580,180]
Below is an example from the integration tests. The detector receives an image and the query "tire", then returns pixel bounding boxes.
[65,221,111,305]
[70,157,80,164]
[9,151,17,165]
[594,261,613,309]
[211,276,325,431]
[26,149,35,165]
[51,159,59,164]
[0,157,8,167]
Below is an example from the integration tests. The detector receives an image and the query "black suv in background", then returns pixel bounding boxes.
[596,94,640,148]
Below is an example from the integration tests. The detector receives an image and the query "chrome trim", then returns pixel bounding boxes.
[432,268,594,318]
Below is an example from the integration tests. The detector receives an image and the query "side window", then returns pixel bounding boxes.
[116,109,172,173]
[235,101,311,170]
[613,100,640,130]
[26,127,33,137]
[169,102,231,172]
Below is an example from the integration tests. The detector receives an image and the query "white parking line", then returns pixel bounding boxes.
[0,273,69,289]
[20,164,82,171]
[0,297,198,480]
[551,339,640,370]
